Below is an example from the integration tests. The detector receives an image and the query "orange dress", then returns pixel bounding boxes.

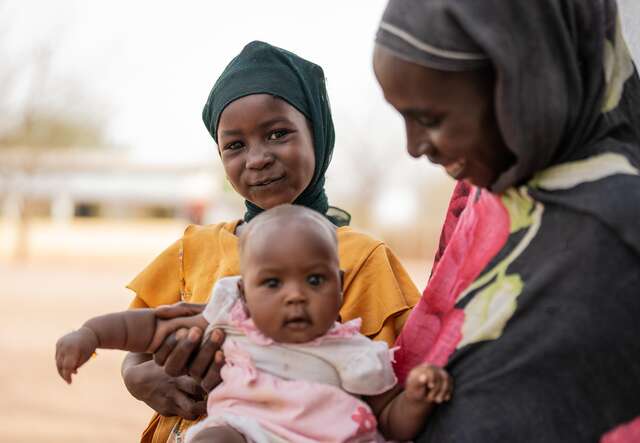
[127,220,420,443]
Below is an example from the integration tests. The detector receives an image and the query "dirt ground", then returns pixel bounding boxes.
[0,219,430,442]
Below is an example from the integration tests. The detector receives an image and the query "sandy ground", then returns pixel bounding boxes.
[0,219,430,442]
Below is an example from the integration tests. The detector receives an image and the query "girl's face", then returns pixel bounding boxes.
[217,94,316,209]
[238,221,342,344]
[373,46,514,189]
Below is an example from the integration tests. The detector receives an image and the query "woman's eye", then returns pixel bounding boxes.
[263,278,280,288]
[307,275,324,286]
[224,141,244,151]
[415,115,441,129]
[268,129,290,140]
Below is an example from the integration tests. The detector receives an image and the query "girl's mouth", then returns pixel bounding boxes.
[252,175,285,187]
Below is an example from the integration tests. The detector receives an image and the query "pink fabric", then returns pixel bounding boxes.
[393,185,511,383]
[201,342,380,442]
[601,416,640,443]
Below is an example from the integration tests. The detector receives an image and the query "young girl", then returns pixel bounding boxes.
[57,205,452,443]
[122,40,420,442]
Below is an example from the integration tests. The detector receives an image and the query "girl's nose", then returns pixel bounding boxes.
[245,144,274,170]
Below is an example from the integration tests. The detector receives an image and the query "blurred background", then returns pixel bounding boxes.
[1,1,639,441]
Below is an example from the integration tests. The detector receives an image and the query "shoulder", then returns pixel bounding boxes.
[182,220,238,242]
[336,226,385,266]
[181,220,239,257]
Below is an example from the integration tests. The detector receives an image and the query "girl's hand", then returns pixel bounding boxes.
[152,302,226,392]
[405,363,453,404]
[154,327,226,392]
[55,326,99,384]
[122,356,206,420]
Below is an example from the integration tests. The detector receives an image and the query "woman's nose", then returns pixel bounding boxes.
[245,144,274,170]
[405,122,435,158]
[407,138,436,159]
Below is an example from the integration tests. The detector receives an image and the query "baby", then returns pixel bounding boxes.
[56,204,452,442]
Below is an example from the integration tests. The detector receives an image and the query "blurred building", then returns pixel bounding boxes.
[0,148,229,224]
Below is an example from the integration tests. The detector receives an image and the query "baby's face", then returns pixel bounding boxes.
[239,222,342,343]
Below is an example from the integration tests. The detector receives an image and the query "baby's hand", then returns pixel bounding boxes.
[55,327,99,384]
[405,363,453,404]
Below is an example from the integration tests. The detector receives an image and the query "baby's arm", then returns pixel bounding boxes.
[366,363,453,441]
[55,308,208,384]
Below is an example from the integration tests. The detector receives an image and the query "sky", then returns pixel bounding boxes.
[3,0,640,225]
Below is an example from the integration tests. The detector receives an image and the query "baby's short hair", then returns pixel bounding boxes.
[238,204,337,260]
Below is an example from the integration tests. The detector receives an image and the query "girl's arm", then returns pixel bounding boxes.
[55,309,208,383]
[366,364,453,441]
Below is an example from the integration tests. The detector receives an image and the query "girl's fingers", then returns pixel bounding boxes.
[155,302,206,319]
[154,329,184,366]
[188,329,225,379]
[201,350,225,392]
[163,327,202,377]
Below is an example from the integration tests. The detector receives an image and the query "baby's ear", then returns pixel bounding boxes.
[237,278,251,318]
[237,278,246,301]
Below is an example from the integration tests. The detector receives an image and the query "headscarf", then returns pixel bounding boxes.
[202,41,350,226]
[376,0,640,192]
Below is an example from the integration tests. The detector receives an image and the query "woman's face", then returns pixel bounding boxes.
[217,94,315,209]
[373,46,514,188]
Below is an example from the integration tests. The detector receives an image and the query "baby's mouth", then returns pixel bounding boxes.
[283,314,312,330]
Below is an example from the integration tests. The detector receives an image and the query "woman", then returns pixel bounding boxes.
[122,41,420,443]
[374,0,640,441]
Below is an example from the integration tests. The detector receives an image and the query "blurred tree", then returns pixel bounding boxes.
[0,1,110,261]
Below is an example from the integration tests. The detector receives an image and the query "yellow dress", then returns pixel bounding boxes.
[127,220,420,443]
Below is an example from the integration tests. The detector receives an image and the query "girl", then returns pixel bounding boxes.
[121,41,421,442]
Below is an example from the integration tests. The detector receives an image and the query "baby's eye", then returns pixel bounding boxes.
[267,129,290,140]
[263,278,280,288]
[307,274,324,286]
[224,140,244,151]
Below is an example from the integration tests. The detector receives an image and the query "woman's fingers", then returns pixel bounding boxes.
[155,302,206,319]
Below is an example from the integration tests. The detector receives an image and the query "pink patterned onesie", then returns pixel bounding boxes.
[185,276,397,443]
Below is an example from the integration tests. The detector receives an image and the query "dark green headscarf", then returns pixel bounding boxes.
[202,41,350,227]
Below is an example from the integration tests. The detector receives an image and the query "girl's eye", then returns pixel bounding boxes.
[268,129,290,140]
[263,278,280,288]
[224,141,244,151]
[307,275,324,286]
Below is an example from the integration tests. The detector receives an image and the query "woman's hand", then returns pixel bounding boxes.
[122,353,206,420]
[153,302,226,391]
